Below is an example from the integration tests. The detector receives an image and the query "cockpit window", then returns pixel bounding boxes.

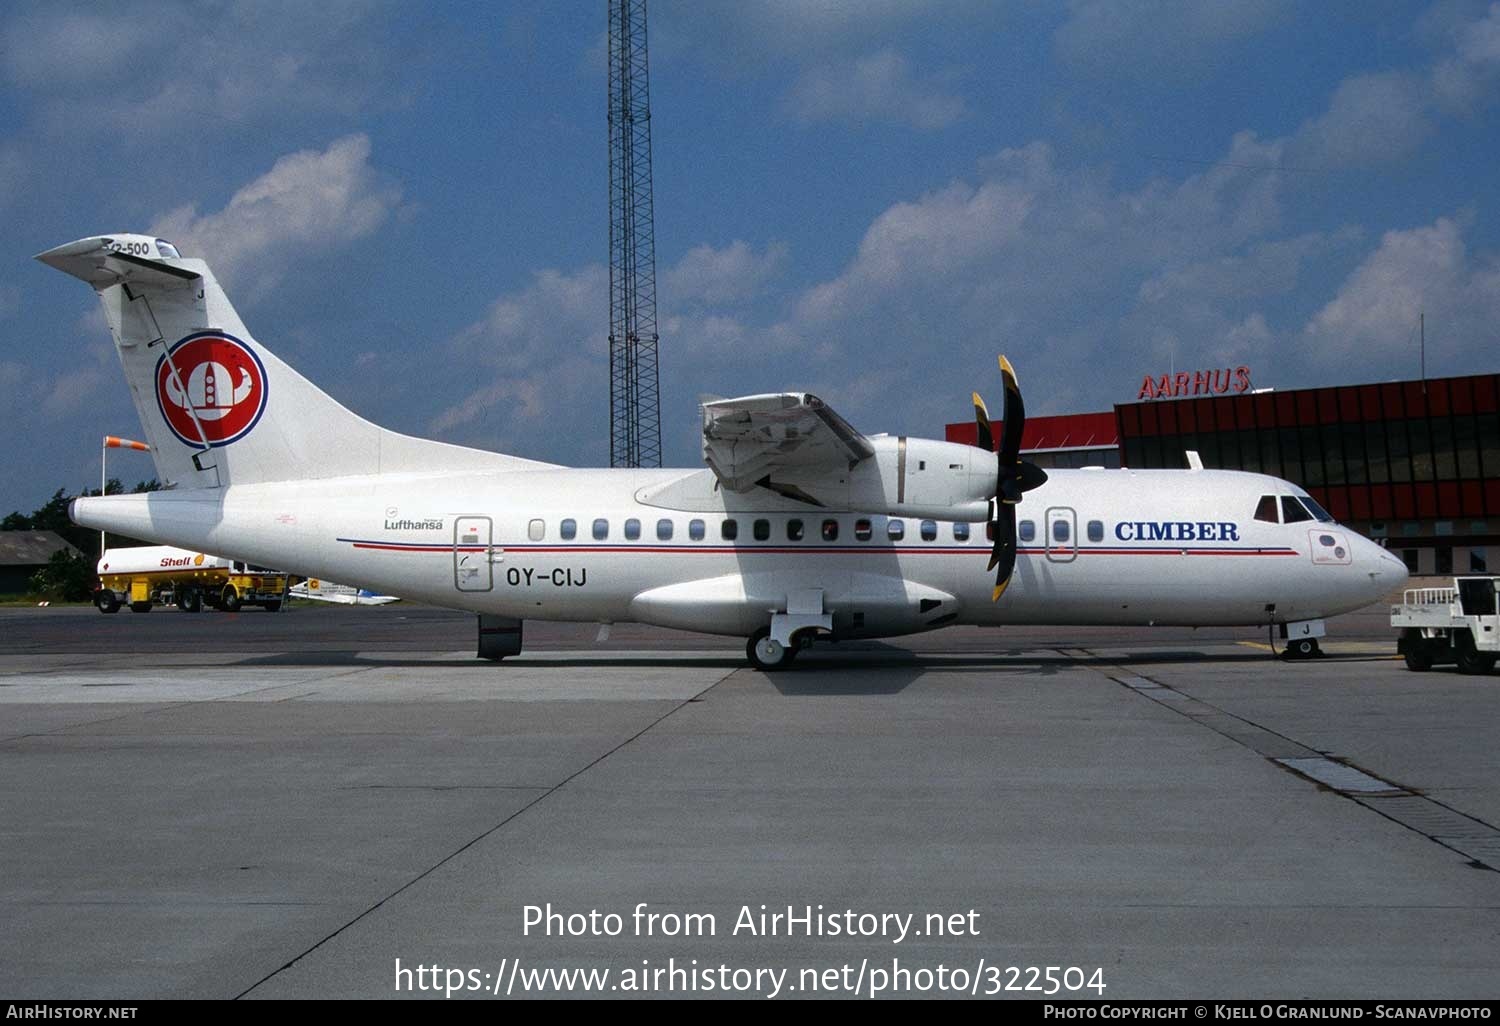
[155,239,181,259]
[1254,495,1279,523]
[1280,496,1313,524]
[1299,495,1335,523]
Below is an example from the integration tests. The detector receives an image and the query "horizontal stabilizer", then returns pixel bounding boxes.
[36,236,199,291]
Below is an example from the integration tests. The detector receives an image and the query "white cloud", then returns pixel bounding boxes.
[1430,2,1500,108]
[430,379,547,434]
[38,313,115,420]
[149,135,401,292]
[1137,231,1356,306]
[430,265,607,446]
[783,49,965,130]
[1,11,152,86]
[792,132,1295,343]
[1055,0,1289,76]
[655,1,962,63]
[1303,215,1500,366]
[664,240,788,306]
[1457,1,1500,62]
[795,148,1042,326]
[2,0,399,139]
[1281,5,1500,169]
[459,266,607,359]
[711,129,1337,434]
[1286,71,1434,169]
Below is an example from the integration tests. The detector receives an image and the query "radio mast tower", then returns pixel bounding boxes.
[607,0,661,467]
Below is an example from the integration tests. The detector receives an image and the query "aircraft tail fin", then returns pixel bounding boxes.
[37,234,550,490]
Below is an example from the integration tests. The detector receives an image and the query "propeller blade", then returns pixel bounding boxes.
[979,356,1039,602]
[997,355,1025,466]
[972,392,993,453]
[990,504,1017,601]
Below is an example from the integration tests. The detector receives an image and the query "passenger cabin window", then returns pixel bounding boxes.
[888,519,905,541]
[689,519,705,541]
[920,520,938,542]
[528,519,545,541]
[952,522,970,541]
[624,518,641,540]
[560,518,577,540]
[1087,520,1104,542]
[855,519,872,541]
[985,522,995,541]
[1280,496,1313,524]
[1052,519,1070,543]
[787,519,805,541]
[592,518,609,540]
[1019,520,1036,542]
[822,519,839,542]
[753,519,770,541]
[1254,495,1279,523]
[656,519,673,541]
[721,519,738,541]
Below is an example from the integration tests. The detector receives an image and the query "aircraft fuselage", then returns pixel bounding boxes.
[70,464,1406,640]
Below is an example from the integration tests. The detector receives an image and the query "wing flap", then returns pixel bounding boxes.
[701,392,874,492]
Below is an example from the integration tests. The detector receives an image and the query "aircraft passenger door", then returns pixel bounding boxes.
[454,516,493,592]
[1045,507,1078,563]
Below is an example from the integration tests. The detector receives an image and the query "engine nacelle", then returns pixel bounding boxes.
[770,435,996,521]
[853,436,996,521]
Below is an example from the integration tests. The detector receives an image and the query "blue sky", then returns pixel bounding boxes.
[6,1,1500,510]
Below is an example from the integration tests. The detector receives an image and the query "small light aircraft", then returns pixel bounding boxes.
[40,234,1406,667]
[290,579,401,606]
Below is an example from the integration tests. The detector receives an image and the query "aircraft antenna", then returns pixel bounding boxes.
[607,0,662,467]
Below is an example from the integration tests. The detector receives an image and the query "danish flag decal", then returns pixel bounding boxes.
[154,332,268,447]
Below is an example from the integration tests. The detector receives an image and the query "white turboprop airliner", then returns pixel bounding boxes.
[40,234,1407,668]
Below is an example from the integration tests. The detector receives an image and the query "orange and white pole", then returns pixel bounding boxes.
[100,436,151,555]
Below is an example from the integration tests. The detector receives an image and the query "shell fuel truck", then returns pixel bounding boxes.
[95,545,290,614]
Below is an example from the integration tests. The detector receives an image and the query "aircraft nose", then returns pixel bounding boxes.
[1356,537,1408,602]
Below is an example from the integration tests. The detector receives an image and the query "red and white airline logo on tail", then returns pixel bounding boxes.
[154,333,268,447]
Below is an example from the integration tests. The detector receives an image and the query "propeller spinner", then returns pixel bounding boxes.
[974,356,1048,601]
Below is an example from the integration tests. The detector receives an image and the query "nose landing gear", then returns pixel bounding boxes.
[1282,637,1322,660]
[1276,619,1326,660]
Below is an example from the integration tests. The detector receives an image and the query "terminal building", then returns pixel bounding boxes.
[947,370,1500,577]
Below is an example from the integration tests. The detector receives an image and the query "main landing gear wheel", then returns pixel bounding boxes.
[747,628,797,671]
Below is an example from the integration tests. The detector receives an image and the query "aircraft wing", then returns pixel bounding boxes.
[701,392,875,492]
